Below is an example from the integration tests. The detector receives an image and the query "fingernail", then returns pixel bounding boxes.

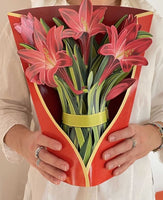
[107,164,114,170]
[55,143,62,151]
[61,164,69,171]
[109,135,116,142]
[54,180,61,185]
[59,174,67,181]
[103,153,110,160]
[114,171,119,176]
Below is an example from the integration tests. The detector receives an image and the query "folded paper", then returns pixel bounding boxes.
[8,5,153,186]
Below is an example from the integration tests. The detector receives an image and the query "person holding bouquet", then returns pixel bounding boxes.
[0,0,163,199]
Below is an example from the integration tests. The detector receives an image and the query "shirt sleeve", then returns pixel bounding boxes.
[0,22,32,162]
[148,12,163,120]
[149,14,163,160]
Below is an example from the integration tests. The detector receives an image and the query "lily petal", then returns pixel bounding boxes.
[33,17,47,53]
[121,56,148,72]
[45,67,58,87]
[18,49,45,64]
[62,29,83,39]
[125,38,152,55]
[106,78,136,101]
[98,43,115,56]
[99,57,120,85]
[79,0,92,28]
[59,8,81,32]
[90,24,106,36]
[120,23,139,44]
[55,51,72,68]
[91,7,107,27]
[25,63,45,84]
[47,26,64,59]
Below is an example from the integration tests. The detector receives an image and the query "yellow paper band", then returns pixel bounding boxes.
[62,108,108,128]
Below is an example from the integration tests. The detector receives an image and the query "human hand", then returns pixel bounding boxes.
[22,130,69,185]
[102,124,162,176]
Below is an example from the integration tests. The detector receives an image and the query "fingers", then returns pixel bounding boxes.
[102,125,139,177]
[112,161,134,176]
[37,159,67,182]
[105,150,135,171]
[39,148,69,172]
[108,125,136,142]
[31,131,70,185]
[39,168,62,185]
[102,138,134,160]
[36,133,62,151]
[34,147,69,185]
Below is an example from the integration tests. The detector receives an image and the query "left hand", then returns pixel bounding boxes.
[102,123,162,176]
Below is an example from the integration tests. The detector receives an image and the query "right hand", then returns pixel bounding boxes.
[21,129,69,185]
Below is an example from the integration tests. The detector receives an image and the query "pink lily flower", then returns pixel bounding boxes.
[14,13,34,45]
[99,23,152,72]
[59,0,107,64]
[106,78,136,101]
[18,18,76,91]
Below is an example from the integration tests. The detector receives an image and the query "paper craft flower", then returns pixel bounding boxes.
[17,18,83,95]
[59,0,107,64]
[14,13,34,45]
[99,24,152,72]
[15,0,152,166]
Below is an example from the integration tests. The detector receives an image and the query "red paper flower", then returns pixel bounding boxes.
[106,78,136,101]
[59,0,107,64]
[99,23,152,72]
[18,18,73,88]
[14,13,34,45]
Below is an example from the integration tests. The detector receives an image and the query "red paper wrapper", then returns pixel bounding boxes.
[8,5,153,187]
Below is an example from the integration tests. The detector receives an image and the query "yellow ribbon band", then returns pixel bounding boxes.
[62,108,108,128]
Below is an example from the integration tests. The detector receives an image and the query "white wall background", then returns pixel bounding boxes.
[0,0,163,199]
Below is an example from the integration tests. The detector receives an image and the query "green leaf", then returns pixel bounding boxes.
[87,83,98,115]
[92,126,100,149]
[88,36,97,68]
[80,133,92,165]
[70,128,78,148]
[74,45,86,86]
[99,33,109,46]
[55,76,85,148]
[137,31,153,39]
[87,71,93,90]
[93,56,109,84]
[52,17,67,28]
[19,43,36,50]
[95,81,105,113]
[40,18,50,33]
[90,55,103,75]
[65,42,82,92]
[54,76,67,112]
[114,14,128,28]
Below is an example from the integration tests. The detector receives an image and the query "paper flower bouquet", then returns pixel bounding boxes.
[8,0,153,186]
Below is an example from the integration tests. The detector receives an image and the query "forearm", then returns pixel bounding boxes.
[4,124,32,157]
[4,124,69,185]
[146,121,163,151]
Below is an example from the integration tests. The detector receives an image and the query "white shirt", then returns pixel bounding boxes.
[0,0,163,199]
